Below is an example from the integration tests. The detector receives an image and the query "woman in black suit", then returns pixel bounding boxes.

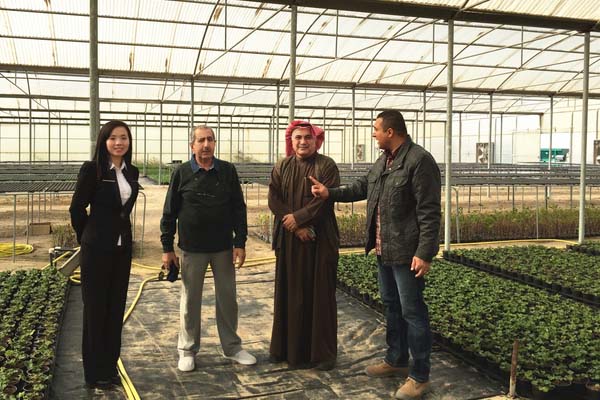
[70,120,139,389]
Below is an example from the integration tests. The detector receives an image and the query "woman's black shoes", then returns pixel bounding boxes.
[85,380,113,390]
[110,376,122,386]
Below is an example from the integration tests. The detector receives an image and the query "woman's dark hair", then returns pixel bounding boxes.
[92,120,133,179]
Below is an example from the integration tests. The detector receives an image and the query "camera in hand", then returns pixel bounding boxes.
[158,260,179,282]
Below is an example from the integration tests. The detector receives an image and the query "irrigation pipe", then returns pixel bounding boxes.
[0,243,34,257]
[85,239,578,399]
[116,275,157,400]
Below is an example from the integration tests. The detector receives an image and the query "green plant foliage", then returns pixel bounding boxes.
[258,206,600,247]
[442,206,600,242]
[144,164,172,185]
[51,224,77,248]
[571,240,600,256]
[254,213,272,243]
[336,214,366,247]
[582,240,600,252]
[253,213,367,248]
[452,245,600,297]
[337,254,600,394]
[0,269,68,399]
[337,254,379,301]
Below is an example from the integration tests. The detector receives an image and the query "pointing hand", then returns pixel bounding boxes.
[309,176,329,199]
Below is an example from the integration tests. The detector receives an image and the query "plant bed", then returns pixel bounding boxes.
[442,207,600,243]
[337,254,600,396]
[568,241,600,257]
[336,254,380,312]
[0,268,69,399]
[252,213,366,248]
[446,246,600,306]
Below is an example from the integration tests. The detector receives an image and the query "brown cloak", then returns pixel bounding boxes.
[268,153,340,366]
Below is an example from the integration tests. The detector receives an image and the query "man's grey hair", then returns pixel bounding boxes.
[190,125,216,144]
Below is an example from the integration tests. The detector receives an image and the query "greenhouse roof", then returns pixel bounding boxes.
[0,0,599,124]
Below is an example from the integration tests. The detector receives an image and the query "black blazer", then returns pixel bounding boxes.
[70,161,140,250]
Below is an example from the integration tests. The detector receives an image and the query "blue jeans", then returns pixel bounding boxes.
[377,257,431,383]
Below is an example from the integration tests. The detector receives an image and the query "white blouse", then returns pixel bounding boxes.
[110,162,132,245]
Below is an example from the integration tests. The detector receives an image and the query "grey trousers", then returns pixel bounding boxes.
[178,249,242,357]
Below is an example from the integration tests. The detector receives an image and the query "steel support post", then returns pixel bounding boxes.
[89,0,99,157]
[458,112,462,163]
[58,117,62,162]
[268,109,273,163]
[422,91,427,148]
[12,195,16,262]
[143,113,147,176]
[18,118,21,163]
[29,97,32,164]
[351,85,355,169]
[159,102,163,185]
[323,108,327,155]
[547,97,554,201]
[276,83,280,158]
[444,20,454,252]
[488,94,493,169]
[47,110,51,163]
[289,5,297,122]
[217,104,221,158]
[487,93,492,197]
[549,96,554,171]
[499,114,503,163]
[578,32,590,244]
[190,77,195,129]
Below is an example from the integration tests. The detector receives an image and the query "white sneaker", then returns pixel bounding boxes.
[224,349,257,365]
[178,354,195,372]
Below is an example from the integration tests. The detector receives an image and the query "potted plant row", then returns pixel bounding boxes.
[253,213,367,247]
[568,241,600,257]
[440,206,600,243]
[337,254,382,312]
[0,268,68,400]
[444,246,600,306]
[337,255,600,397]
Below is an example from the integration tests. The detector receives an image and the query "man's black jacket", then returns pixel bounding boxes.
[160,158,247,253]
[329,136,441,265]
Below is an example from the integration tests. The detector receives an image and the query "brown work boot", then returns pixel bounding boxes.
[365,361,409,377]
[395,377,431,400]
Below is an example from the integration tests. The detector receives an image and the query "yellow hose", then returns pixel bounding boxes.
[69,272,81,285]
[131,261,160,271]
[111,238,576,399]
[0,243,34,257]
[117,276,156,400]
[131,249,364,272]
[42,250,73,270]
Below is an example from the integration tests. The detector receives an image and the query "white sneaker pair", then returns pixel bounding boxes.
[178,349,257,372]
[224,349,257,365]
[177,353,195,372]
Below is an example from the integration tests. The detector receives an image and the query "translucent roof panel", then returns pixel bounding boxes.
[473,0,600,21]
[1,0,599,125]
[385,0,600,21]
